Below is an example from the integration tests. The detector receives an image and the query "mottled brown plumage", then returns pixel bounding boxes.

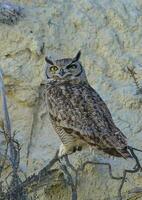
[44,51,131,158]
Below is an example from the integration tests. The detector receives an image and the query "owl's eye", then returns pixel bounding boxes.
[50,66,58,73]
[67,64,77,69]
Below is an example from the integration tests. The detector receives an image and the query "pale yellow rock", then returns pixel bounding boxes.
[0,0,142,200]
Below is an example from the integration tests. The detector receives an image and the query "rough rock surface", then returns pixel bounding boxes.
[0,0,142,199]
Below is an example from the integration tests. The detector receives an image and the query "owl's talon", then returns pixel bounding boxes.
[73,146,77,152]
[77,146,82,151]
[58,144,67,158]
[59,144,76,157]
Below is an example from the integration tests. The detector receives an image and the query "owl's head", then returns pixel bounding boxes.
[45,51,87,83]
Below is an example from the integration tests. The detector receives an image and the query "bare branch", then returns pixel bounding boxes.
[127,66,142,93]
[0,69,12,139]
[0,142,8,178]
[117,147,142,200]
[77,161,122,180]
[0,69,27,200]
[59,158,77,200]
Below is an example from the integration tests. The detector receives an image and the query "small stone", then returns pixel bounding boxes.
[0,2,24,25]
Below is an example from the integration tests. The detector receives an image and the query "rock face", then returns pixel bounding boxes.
[0,0,142,199]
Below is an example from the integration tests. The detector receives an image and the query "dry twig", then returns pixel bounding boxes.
[0,69,27,200]
[127,66,142,93]
[117,146,142,200]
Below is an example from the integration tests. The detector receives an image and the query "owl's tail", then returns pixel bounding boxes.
[102,146,132,158]
[103,145,142,169]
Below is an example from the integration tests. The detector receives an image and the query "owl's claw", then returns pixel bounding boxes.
[59,144,83,158]
[73,146,76,153]
[59,143,74,157]
[73,146,82,152]
[77,146,82,151]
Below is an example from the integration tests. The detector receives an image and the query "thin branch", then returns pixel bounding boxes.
[15,150,59,189]
[0,69,27,200]
[127,66,142,93]
[59,159,77,200]
[77,161,122,180]
[64,156,77,173]
[26,98,40,168]
[0,69,15,167]
[130,147,142,153]
[117,147,141,200]
[64,156,78,190]
[0,142,8,178]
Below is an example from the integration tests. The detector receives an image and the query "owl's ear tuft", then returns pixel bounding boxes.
[72,50,81,62]
[45,57,54,65]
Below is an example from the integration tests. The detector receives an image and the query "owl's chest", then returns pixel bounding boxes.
[46,84,87,116]
[45,83,99,132]
[47,85,77,107]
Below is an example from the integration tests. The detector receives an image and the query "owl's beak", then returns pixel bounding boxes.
[59,69,66,76]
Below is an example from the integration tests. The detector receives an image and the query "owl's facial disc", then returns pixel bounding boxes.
[45,51,87,82]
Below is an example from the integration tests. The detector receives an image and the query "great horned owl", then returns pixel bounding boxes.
[44,51,131,158]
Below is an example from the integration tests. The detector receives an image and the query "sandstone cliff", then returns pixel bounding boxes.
[0,0,142,199]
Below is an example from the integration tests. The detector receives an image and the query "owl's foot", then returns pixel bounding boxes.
[58,144,82,158]
[58,144,72,157]
[76,146,82,151]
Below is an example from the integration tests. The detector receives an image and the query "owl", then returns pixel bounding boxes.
[44,51,131,158]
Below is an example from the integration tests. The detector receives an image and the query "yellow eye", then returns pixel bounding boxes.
[50,66,58,73]
[67,64,77,69]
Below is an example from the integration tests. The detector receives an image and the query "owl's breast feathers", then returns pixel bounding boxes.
[46,81,131,158]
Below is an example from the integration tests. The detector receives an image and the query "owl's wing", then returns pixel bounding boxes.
[49,83,129,157]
